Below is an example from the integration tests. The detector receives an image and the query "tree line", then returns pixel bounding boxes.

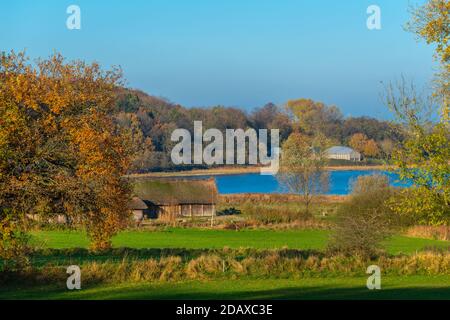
[114,90,404,172]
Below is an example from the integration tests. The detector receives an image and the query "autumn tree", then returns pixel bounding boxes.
[0,51,134,255]
[115,112,155,171]
[408,0,449,122]
[379,138,396,159]
[363,139,381,158]
[348,133,369,154]
[285,98,343,140]
[342,116,403,143]
[250,103,292,141]
[277,132,330,214]
[381,0,450,226]
[385,80,450,226]
[348,133,380,158]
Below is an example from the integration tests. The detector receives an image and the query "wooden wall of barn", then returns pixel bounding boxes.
[144,203,216,220]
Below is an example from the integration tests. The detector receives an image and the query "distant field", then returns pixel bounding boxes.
[2,276,450,300]
[30,228,450,255]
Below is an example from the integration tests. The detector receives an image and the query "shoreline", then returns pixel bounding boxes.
[127,165,394,178]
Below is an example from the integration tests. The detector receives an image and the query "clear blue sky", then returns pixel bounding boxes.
[0,0,436,118]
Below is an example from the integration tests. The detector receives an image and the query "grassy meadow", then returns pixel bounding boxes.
[31,228,450,255]
[0,226,441,300]
[3,200,450,300]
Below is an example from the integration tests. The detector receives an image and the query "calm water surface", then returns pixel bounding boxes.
[195,170,411,195]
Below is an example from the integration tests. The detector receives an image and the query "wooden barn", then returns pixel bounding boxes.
[128,196,148,225]
[131,178,218,221]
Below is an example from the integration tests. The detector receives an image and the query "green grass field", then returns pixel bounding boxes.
[2,229,447,300]
[2,276,450,300]
[31,228,450,255]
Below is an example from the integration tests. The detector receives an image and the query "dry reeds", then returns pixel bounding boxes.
[405,226,450,241]
[3,250,450,287]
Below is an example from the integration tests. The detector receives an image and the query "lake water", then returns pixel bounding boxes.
[195,170,411,195]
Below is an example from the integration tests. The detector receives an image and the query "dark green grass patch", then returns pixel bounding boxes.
[1,276,450,300]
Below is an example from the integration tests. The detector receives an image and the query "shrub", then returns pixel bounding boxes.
[217,207,241,216]
[388,186,450,226]
[350,173,390,195]
[329,175,399,256]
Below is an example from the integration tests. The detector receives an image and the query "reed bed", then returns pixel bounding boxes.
[2,250,450,287]
[405,226,450,241]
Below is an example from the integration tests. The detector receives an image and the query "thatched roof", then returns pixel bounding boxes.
[133,178,218,205]
[128,196,148,210]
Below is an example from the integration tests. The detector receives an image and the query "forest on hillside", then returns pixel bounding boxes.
[114,88,404,172]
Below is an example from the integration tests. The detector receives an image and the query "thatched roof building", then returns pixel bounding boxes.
[132,178,218,220]
[128,196,148,225]
[129,196,148,210]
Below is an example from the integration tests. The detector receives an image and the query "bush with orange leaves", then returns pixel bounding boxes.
[0,51,134,257]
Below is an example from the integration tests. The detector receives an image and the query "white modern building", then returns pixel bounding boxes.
[325,146,361,161]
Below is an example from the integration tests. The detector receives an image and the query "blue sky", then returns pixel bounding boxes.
[0,0,435,118]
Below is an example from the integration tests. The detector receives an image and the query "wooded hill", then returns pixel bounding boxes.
[113,88,404,172]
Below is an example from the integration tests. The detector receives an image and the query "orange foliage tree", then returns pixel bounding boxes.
[0,51,134,253]
[363,139,381,158]
[348,133,368,154]
[348,133,380,158]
